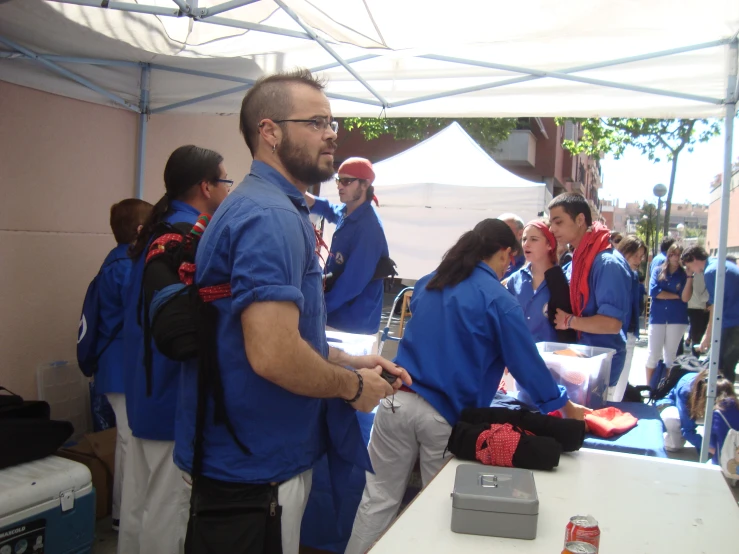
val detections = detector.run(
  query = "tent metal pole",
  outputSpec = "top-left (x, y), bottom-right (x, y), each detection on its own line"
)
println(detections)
top-left (273, 0), bottom-right (388, 107)
top-left (135, 64), bottom-right (151, 199)
top-left (420, 54), bottom-right (722, 105)
top-left (700, 38), bottom-right (737, 463)
top-left (48, 0), bottom-right (182, 17)
top-left (199, 0), bottom-right (261, 18)
top-left (0, 34), bottom-right (140, 112)
top-left (201, 16), bottom-right (310, 39)
top-left (149, 63), bottom-right (383, 107)
top-left (0, 52), bottom-right (140, 67)
top-left (171, 0), bottom-right (191, 15)
top-left (150, 82), bottom-right (253, 113)
top-left (309, 54), bottom-right (380, 72)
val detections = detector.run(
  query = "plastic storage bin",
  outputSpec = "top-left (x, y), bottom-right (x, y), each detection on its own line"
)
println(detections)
top-left (37, 362), bottom-right (91, 443)
top-left (510, 342), bottom-right (615, 409)
top-left (0, 456), bottom-right (95, 554)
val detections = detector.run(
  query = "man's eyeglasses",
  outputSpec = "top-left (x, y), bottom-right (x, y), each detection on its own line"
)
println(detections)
top-left (265, 116), bottom-right (339, 134)
top-left (335, 177), bottom-right (360, 186)
top-left (216, 179), bottom-right (234, 189)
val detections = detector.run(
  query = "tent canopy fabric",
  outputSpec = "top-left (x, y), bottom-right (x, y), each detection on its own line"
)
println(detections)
top-left (319, 122), bottom-right (547, 279)
top-left (0, 0), bottom-right (737, 117)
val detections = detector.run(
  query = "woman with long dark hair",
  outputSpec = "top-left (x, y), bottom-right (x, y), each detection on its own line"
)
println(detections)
top-left (119, 145), bottom-right (230, 554)
top-left (346, 218), bottom-right (588, 554)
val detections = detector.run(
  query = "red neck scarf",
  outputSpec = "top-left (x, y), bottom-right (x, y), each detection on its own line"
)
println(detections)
top-left (570, 222), bottom-right (611, 317)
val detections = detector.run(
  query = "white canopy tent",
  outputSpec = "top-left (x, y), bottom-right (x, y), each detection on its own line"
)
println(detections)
top-left (319, 122), bottom-right (548, 279)
top-left (0, 0), bottom-right (737, 460)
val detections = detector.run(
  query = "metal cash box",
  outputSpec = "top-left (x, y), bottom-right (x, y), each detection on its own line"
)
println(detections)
top-left (451, 463), bottom-right (539, 540)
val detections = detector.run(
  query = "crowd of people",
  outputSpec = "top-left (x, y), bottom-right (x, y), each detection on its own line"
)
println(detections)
top-left (86, 69), bottom-right (739, 554)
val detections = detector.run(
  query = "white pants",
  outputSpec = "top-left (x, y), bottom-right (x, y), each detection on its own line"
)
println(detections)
top-left (346, 391), bottom-right (452, 554)
top-left (646, 323), bottom-right (688, 369)
top-left (105, 393), bottom-right (131, 521)
top-left (608, 334), bottom-right (636, 402)
top-left (661, 406), bottom-right (686, 451)
top-left (117, 437), bottom-right (190, 554)
top-left (279, 469), bottom-right (313, 554)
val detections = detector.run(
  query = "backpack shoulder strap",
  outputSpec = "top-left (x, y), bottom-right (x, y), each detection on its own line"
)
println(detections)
top-left (717, 408), bottom-right (734, 431)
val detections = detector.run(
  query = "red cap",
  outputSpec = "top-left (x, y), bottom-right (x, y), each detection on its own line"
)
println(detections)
top-left (338, 157), bottom-right (375, 184)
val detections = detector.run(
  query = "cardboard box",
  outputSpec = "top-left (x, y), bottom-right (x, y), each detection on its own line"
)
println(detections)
top-left (57, 427), bottom-right (116, 519)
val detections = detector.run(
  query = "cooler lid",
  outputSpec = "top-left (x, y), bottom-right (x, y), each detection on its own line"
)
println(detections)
top-left (452, 464), bottom-right (539, 515)
top-left (0, 456), bottom-right (92, 517)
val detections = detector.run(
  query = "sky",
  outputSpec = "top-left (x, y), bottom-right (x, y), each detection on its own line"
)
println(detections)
top-left (599, 121), bottom-right (739, 207)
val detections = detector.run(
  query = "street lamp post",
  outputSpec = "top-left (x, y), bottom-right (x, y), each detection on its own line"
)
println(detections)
top-left (653, 183), bottom-right (668, 251)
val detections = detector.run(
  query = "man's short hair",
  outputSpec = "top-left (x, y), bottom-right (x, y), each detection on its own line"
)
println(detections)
top-left (239, 69), bottom-right (326, 156)
top-left (497, 213), bottom-right (524, 231)
top-left (681, 245), bottom-right (709, 263)
top-left (547, 192), bottom-right (593, 227)
top-left (660, 236), bottom-right (676, 254)
top-left (110, 199), bottom-right (153, 244)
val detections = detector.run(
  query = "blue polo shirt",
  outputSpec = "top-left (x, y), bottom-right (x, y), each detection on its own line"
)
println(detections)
top-left (704, 258), bottom-right (739, 329)
top-left (311, 198), bottom-right (389, 335)
top-left (397, 262), bottom-right (568, 427)
top-left (94, 244), bottom-right (131, 395)
top-left (504, 254), bottom-right (526, 279)
top-left (650, 252), bottom-right (666, 275)
top-left (649, 263), bottom-right (688, 325)
top-left (565, 250), bottom-right (632, 387)
top-left (666, 372), bottom-right (702, 451)
top-left (505, 265), bottom-right (557, 343)
top-left (174, 161), bottom-right (330, 484)
top-left (123, 200), bottom-right (200, 441)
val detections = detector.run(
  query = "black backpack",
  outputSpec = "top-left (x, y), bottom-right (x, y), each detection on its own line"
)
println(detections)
top-left (651, 355), bottom-right (705, 402)
top-left (0, 387), bottom-right (73, 469)
top-left (139, 214), bottom-right (250, 477)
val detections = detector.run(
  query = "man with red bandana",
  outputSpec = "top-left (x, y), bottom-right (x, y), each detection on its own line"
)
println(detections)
top-left (305, 157), bottom-right (390, 335)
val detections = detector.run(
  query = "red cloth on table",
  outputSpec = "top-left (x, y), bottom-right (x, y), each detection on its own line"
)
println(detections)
top-left (584, 407), bottom-right (638, 438)
top-left (475, 423), bottom-right (521, 467)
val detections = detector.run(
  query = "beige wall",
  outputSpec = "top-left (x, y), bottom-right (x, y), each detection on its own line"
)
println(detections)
top-left (0, 82), bottom-right (252, 400)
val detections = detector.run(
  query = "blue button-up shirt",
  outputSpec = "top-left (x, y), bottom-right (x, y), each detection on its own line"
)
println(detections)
top-left (505, 265), bottom-right (558, 343)
top-left (94, 244), bottom-right (131, 395)
top-left (649, 263), bottom-right (688, 325)
top-left (565, 250), bottom-right (632, 387)
top-left (705, 258), bottom-right (739, 328)
top-left (175, 161), bottom-right (331, 483)
top-left (123, 200), bottom-right (200, 440)
top-left (397, 262), bottom-right (567, 427)
top-left (503, 254), bottom-right (526, 279)
top-left (311, 198), bottom-right (389, 334)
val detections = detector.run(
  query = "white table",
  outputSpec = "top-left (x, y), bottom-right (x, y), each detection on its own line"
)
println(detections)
top-left (369, 449), bottom-right (738, 553)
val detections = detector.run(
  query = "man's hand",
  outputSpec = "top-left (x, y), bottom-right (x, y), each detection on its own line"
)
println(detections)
top-left (561, 400), bottom-right (592, 421)
top-left (554, 309), bottom-right (573, 331)
top-left (347, 355), bottom-right (412, 391)
top-left (349, 367), bottom-right (395, 413)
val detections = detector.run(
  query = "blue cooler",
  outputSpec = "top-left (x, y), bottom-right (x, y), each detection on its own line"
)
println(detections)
top-left (0, 456), bottom-right (95, 554)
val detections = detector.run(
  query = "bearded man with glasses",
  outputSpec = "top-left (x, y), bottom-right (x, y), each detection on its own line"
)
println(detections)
top-left (174, 69), bottom-right (410, 554)
top-left (304, 157), bottom-right (392, 335)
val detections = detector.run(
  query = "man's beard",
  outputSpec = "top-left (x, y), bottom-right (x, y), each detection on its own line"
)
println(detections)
top-left (277, 133), bottom-right (335, 186)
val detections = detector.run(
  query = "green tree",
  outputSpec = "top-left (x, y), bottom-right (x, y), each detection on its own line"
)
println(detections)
top-left (636, 201), bottom-right (658, 256)
top-left (342, 117), bottom-right (519, 157)
top-left (556, 118), bottom-right (720, 234)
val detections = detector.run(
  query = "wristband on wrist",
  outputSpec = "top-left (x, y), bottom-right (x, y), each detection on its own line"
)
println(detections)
top-left (346, 370), bottom-right (363, 403)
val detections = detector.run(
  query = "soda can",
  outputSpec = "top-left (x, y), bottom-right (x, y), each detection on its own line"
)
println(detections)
top-left (562, 542), bottom-right (598, 554)
top-left (564, 514), bottom-right (600, 551)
